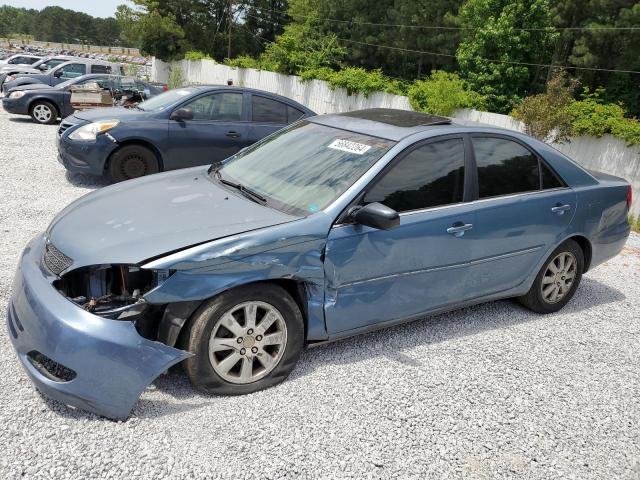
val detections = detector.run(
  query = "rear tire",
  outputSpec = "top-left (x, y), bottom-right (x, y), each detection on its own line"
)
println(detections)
top-left (30, 101), bottom-right (57, 125)
top-left (108, 145), bottom-right (159, 182)
top-left (518, 239), bottom-right (584, 313)
top-left (183, 284), bottom-right (304, 395)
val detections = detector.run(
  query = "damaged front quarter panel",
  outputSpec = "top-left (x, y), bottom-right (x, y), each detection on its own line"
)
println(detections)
top-left (143, 214), bottom-right (333, 342)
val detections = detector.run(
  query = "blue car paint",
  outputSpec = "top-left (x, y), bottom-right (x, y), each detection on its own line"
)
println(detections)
top-left (8, 114), bottom-right (631, 420)
top-left (57, 86), bottom-right (315, 176)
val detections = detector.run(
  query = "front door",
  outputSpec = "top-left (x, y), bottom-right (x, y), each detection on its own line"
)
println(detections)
top-left (466, 135), bottom-right (577, 297)
top-left (166, 91), bottom-right (250, 170)
top-left (324, 137), bottom-right (476, 335)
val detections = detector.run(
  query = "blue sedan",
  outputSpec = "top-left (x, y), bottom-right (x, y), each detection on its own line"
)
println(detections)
top-left (57, 85), bottom-right (315, 182)
top-left (8, 109), bottom-right (631, 419)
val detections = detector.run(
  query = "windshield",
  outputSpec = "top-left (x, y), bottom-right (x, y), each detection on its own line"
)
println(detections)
top-left (137, 87), bottom-right (196, 112)
top-left (217, 121), bottom-right (395, 215)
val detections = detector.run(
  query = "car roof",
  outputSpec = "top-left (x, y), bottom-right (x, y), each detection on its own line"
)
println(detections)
top-left (190, 85), bottom-right (315, 113)
top-left (310, 108), bottom-right (503, 141)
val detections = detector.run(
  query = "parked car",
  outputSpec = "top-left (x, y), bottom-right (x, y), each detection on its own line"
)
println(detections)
top-left (56, 85), bottom-right (315, 182)
top-left (7, 108), bottom-right (631, 420)
top-left (0, 53), bottom-right (42, 66)
top-left (1, 59), bottom-right (124, 93)
top-left (2, 74), bottom-right (167, 124)
top-left (0, 55), bottom-right (76, 92)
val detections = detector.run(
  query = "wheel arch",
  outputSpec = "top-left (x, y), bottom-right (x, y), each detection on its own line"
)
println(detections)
top-left (105, 139), bottom-right (165, 172)
top-left (165, 278), bottom-right (314, 351)
top-left (566, 234), bottom-right (593, 272)
top-left (28, 97), bottom-right (60, 118)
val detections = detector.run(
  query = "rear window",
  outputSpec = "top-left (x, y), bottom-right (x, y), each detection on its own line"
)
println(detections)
top-left (252, 95), bottom-right (287, 124)
top-left (91, 65), bottom-right (112, 74)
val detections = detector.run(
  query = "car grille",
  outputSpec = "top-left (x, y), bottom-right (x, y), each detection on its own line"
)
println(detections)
top-left (58, 120), bottom-right (75, 136)
top-left (43, 241), bottom-right (73, 275)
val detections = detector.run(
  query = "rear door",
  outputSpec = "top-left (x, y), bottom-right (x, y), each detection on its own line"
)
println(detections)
top-left (466, 135), bottom-right (576, 297)
top-left (166, 90), bottom-right (248, 170)
top-left (245, 94), bottom-right (306, 146)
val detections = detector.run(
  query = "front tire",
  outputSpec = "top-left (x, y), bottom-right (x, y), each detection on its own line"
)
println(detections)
top-left (30, 101), bottom-right (57, 125)
top-left (108, 145), bottom-right (159, 182)
top-left (183, 284), bottom-right (304, 395)
top-left (518, 239), bottom-right (584, 313)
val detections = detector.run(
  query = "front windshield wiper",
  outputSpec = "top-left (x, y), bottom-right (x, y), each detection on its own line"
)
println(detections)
top-left (214, 169), bottom-right (267, 205)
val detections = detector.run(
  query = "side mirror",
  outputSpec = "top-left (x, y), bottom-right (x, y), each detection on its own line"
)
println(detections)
top-left (53, 69), bottom-right (63, 78)
top-left (350, 202), bottom-right (400, 230)
top-left (39, 64), bottom-right (48, 71)
top-left (170, 107), bottom-right (194, 121)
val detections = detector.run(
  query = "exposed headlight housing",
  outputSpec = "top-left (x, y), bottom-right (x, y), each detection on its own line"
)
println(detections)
top-left (5, 75), bottom-right (15, 82)
top-left (8, 90), bottom-right (25, 99)
top-left (68, 120), bottom-right (119, 141)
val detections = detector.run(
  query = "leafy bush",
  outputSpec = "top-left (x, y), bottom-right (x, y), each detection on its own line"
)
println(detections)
top-left (168, 65), bottom-right (185, 89)
top-left (322, 68), bottom-right (405, 97)
top-left (224, 55), bottom-right (260, 69)
top-left (566, 88), bottom-right (640, 145)
top-left (185, 50), bottom-right (213, 61)
top-left (408, 70), bottom-right (485, 116)
top-left (512, 70), bottom-right (578, 143)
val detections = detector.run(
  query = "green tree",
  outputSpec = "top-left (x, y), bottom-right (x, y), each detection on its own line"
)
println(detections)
top-left (456, 0), bottom-right (557, 113)
top-left (408, 70), bottom-right (485, 116)
top-left (137, 11), bottom-right (188, 61)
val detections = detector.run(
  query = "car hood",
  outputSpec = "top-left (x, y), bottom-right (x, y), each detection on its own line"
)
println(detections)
top-left (73, 107), bottom-right (151, 122)
top-left (47, 167), bottom-right (299, 269)
top-left (9, 83), bottom-right (52, 93)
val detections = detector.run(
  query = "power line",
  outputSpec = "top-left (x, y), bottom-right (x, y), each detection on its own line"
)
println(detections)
top-left (243, 12), bottom-right (640, 76)
top-left (251, 6), bottom-right (640, 32)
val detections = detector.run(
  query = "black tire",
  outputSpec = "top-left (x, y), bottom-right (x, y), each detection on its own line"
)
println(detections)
top-left (182, 284), bottom-right (304, 395)
top-left (518, 239), bottom-right (584, 313)
top-left (108, 145), bottom-right (159, 182)
top-left (29, 101), bottom-right (58, 125)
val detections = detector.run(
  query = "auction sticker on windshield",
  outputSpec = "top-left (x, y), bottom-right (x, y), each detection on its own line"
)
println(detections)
top-left (328, 139), bottom-right (372, 155)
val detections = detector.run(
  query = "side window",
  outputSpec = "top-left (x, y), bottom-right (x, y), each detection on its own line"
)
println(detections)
top-left (43, 59), bottom-right (65, 70)
top-left (8, 56), bottom-right (23, 64)
top-left (184, 92), bottom-right (243, 121)
top-left (364, 138), bottom-right (466, 212)
top-left (91, 65), bottom-right (112, 74)
top-left (473, 137), bottom-right (540, 198)
top-left (59, 63), bottom-right (86, 79)
top-left (541, 162), bottom-right (564, 189)
top-left (252, 96), bottom-right (287, 123)
top-left (287, 105), bottom-right (305, 123)
top-left (27, 57), bottom-right (39, 64)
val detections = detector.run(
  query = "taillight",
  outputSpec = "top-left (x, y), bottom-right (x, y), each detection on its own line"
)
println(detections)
top-left (163, 84), bottom-right (169, 92)
top-left (628, 185), bottom-right (633, 210)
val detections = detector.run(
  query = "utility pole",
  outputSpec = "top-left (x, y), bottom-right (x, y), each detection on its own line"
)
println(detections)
top-left (227, 0), bottom-right (232, 59)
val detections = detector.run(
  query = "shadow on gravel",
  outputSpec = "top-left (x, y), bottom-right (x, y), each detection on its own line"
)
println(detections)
top-left (65, 171), bottom-right (110, 189)
top-left (8, 117), bottom-right (35, 123)
top-left (36, 277), bottom-right (624, 421)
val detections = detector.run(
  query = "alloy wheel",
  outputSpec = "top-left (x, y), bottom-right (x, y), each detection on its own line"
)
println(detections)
top-left (541, 252), bottom-right (577, 304)
top-left (33, 104), bottom-right (52, 123)
top-left (208, 301), bottom-right (288, 384)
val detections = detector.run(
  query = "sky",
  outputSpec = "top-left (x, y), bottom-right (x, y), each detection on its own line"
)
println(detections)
top-left (0, 0), bottom-right (130, 18)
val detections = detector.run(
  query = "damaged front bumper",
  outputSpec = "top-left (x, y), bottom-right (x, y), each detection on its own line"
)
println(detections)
top-left (7, 234), bottom-right (191, 420)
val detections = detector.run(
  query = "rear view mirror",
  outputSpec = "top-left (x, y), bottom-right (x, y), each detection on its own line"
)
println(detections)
top-left (170, 107), bottom-right (194, 121)
top-left (351, 202), bottom-right (400, 230)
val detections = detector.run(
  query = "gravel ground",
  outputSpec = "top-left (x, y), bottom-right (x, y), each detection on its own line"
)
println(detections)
top-left (1, 108), bottom-right (640, 480)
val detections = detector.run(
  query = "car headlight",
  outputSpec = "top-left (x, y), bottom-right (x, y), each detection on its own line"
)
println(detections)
top-left (8, 90), bottom-right (24, 99)
top-left (68, 120), bottom-right (120, 141)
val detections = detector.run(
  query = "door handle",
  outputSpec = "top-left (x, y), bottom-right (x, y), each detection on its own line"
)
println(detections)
top-left (225, 131), bottom-right (241, 138)
top-left (446, 223), bottom-right (473, 237)
top-left (551, 204), bottom-right (571, 215)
